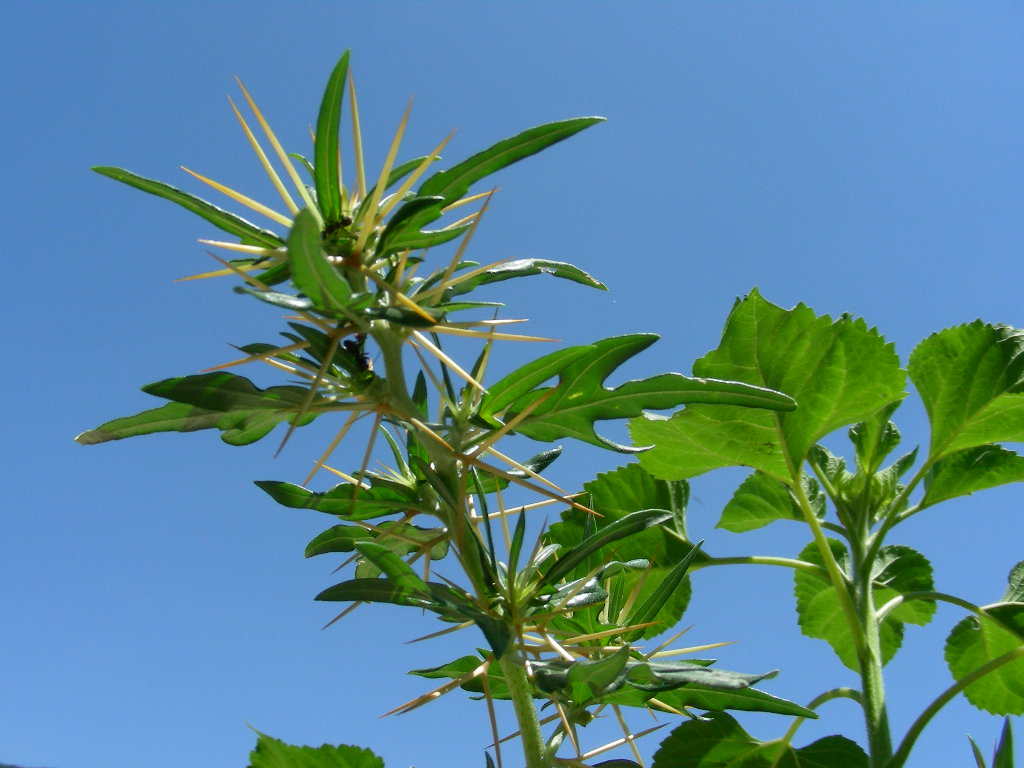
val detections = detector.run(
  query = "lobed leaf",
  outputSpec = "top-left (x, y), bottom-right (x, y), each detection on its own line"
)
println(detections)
top-left (483, 334), bottom-right (794, 452)
top-left (794, 540), bottom-right (934, 670)
top-left (633, 289), bottom-right (904, 482)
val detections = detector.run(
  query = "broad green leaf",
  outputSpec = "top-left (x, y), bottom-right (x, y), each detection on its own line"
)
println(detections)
top-left (651, 712), bottom-right (867, 768)
top-left (565, 647), bottom-right (631, 706)
top-left (946, 603), bottom-right (1024, 715)
top-left (76, 373), bottom-right (318, 446)
top-left (313, 51), bottom-right (349, 223)
top-left (633, 289), bottom-right (904, 482)
top-left (248, 732), bottom-right (383, 768)
top-left (719, 471), bottom-right (824, 532)
top-left (922, 445), bottom-right (1024, 509)
top-left (1004, 562), bottom-right (1024, 603)
top-left (546, 463), bottom-right (697, 637)
top-left (288, 208), bottom-right (352, 313)
top-left (445, 258), bottom-right (606, 297)
top-left (794, 540), bottom-right (934, 670)
top-left (484, 334), bottom-right (795, 452)
top-left (909, 321), bottom-right (1024, 459)
top-left (93, 166), bottom-right (284, 248)
top-left (255, 479), bottom-right (421, 521)
top-left (418, 117), bottom-right (605, 204)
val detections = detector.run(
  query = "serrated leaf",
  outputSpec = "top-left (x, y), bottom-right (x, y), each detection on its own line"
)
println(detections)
top-left (93, 166), bottom-right (283, 248)
top-left (946, 603), bottom-right (1024, 715)
top-left (910, 321), bottom-right (1024, 459)
top-left (313, 52), bottom-right (349, 223)
top-left (651, 712), bottom-right (867, 768)
top-left (794, 540), bottom-right (934, 670)
top-left (445, 258), bottom-right (606, 297)
top-left (418, 117), bottom-right (605, 205)
top-left (718, 471), bottom-right (820, 533)
top-left (248, 732), bottom-right (383, 768)
top-left (288, 208), bottom-right (352, 313)
top-left (1004, 562), bottom-right (1024, 603)
top-left (255, 479), bottom-right (420, 521)
top-left (922, 445), bottom-right (1024, 509)
top-left (633, 289), bottom-right (905, 482)
top-left (484, 334), bottom-right (794, 452)
top-left (76, 373), bottom-right (318, 446)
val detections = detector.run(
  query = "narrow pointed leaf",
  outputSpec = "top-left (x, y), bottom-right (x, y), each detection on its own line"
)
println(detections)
top-left (248, 732), bottom-right (383, 768)
top-left (313, 51), bottom-right (349, 222)
top-left (445, 258), bottom-right (606, 297)
top-left (93, 166), bottom-right (283, 248)
top-left (353, 541), bottom-right (429, 595)
top-left (288, 208), bottom-right (352, 312)
top-left (76, 373), bottom-right (318, 446)
top-left (994, 717), bottom-right (1015, 768)
top-left (418, 117), bottom-right (605, 204)
top-left (315, 577), bottom-right (433, 608)
top-left (910, 321), bottom-right (1024, 459)
top-left (633, 289), bottom-right (904, 482)
top-left (623, 542), bottom-right (703, 641)
top-left (255, 479), bottom-right (421, 521)
top-left (543, 508), bottom-right (673, 587)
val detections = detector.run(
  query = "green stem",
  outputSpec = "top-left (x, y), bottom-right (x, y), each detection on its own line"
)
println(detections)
top-left (769, 688), bottom-right (863, 768)
top-left (887, 645), bottom-right (1024, 768)
top-left (698, 554), bottom-right (826, 574)
top-left (500, 653), bottom-right (547, 768)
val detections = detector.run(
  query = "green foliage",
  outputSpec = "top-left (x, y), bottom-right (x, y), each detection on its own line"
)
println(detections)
top-left (79, 50), bottom-right (1022, 768)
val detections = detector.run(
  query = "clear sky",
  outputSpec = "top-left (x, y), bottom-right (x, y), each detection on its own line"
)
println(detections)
top-left (3, 3), bottom-right (1023, 767)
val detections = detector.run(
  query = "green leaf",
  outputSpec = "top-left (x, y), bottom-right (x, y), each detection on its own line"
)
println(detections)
top-left (445, 258), bottom-right (606, 297)
top-left (946, 603), bottom-right (1024, 715)
top-left (1003, 562), bottom-right (1024, 603)
top-left (849, 401), bottom-right (903, 474)
top-left (248, 732), bottom-right (383, 768)
top-left (910, 321), bottom-right (1024, 459)
top-left (922, 445), bottom-right (1024, 509)
top-left (546, 463), bottom-right (697, 637)
top-left (315, 577), bottom-right (433, 607)
top-left (994, 717), bottom-right (1015, 768)
top-left (352, 541), bottom-right (430, 594)
top-left (255, 479), bottom-right (421, 521)
top-left (794, 540), bottom-right (934, 669)
top-left (288, 208), bottom-right (352, 313)
top-left (313, 51), bottom-right (350, 223)
top-left (375, 196), bottom-right (445, 256)
top-left (651, 712), bottom-right (867, 768)
top-left (633, 289), bottom-right (904, 482)
top-left (483, 334), bottom-right (795, 452)
top-left (543, 508), bottom-right (673, 587)
top-left (566, 647), bottom-right (631, 706)
top-left (625, 683), bottom-right (814, 718)
top-left (76, 373), bottom-right (318, 446)
top-left (718, 471), bottom-right (824, 533)
top-left (93, 166), bottom-right (283, 248)
top-left (418, 117), bottom-right (605, 205)
top-left (623, 542), bottom-right (703, 641)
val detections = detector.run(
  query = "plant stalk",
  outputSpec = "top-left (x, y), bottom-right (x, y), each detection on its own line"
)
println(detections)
top-left (499, 653), bottom-right (547, 768)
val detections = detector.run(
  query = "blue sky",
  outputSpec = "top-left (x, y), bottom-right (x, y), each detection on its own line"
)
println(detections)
top-left (3, 3), bottom-right (1023, 767)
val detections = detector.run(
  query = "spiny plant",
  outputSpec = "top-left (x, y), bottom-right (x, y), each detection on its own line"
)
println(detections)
top-left (78, 51), bottom-right (1023, 768)
top-left (77, 51), bottom-right (804, 768)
